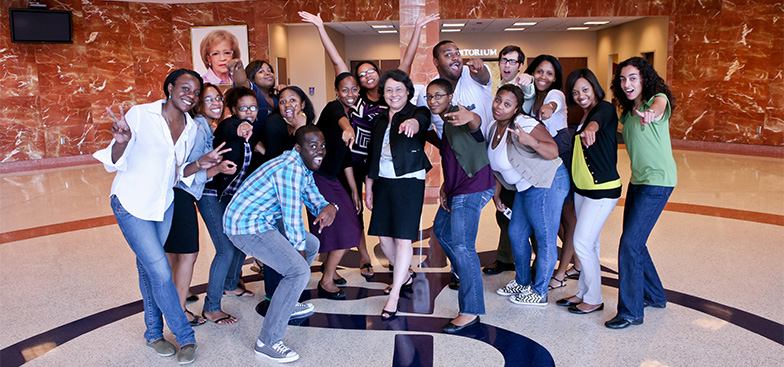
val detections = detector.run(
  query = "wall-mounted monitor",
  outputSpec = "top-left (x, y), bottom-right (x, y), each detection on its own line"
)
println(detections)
top-left (9, 9), bottom-right (73, 43)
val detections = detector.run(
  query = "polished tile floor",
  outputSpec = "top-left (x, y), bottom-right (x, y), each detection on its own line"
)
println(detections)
top-left (1, 148), bottom-right (782, 366)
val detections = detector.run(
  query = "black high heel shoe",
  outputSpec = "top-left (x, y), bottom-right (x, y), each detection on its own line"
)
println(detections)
top-left (381, 308), bottom-right (398, 320)
top-left (383, 276), bottom-right (414, 295)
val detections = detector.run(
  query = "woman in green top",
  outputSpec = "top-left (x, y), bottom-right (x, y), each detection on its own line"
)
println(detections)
top-left (605, 57), bottom-right (677, 329)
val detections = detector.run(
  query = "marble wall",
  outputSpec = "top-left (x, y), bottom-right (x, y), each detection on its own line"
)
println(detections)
top-left (0, 0), bottom-right (780, 162)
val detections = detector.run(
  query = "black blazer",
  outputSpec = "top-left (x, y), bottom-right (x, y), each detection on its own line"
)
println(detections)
top-left (575, 101), bottom-right (620, 184)
top-left (367, 102), bottom-right (431, 179)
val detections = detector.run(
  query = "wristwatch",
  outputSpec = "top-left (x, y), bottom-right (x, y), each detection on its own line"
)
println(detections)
top-left (329, 202), bottom-right (339, 212)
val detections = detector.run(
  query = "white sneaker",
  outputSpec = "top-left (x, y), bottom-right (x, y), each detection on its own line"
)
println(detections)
top-left (290, 302), bottom-right (314, 319)
top-left (496, 280), bottom-right (531, 296)
top-left (510, 291), bottom-right (548, 306)
top-left (254, 340), bottom-right (299, 363)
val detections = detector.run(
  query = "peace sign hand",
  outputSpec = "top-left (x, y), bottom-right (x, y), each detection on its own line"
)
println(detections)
top-left (107, 106), bottom-right (132, 144)
top-left (197, 142), bottom-right (232, 170)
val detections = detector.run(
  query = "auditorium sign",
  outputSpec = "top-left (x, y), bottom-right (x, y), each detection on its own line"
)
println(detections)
top-left (461, 48), bottom-right (498, 57)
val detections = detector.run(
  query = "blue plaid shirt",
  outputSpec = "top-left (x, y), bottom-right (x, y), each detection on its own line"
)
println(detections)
top-left (223, 150), bottom-right (329, 250)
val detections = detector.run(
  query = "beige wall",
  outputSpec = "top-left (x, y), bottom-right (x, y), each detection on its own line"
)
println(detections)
top-left (597, 17), bottom-right (670, 99)
top-left (269, 23), bottom-right (289, 85)
top-left (286, 25), bottom-right (336, 113)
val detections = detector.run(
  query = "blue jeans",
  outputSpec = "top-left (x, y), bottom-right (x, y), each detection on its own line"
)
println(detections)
top-left (110, 195), bottom-right (196, 346)
top-left (434, 188), bottom-right (494, 316)
top-left (197, 195), bottom-right (248, 312)
top-left (228, 228), bottom-right (319, 345)
top-left (617, 183), bottom-right (673, 320)
top-left (508, 164), bottom-right (569, 297)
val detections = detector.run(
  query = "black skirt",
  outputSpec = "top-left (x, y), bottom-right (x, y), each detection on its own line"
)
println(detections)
top-left (368, 177), bottom-right (425, 241)
top-left (163, 188), bottom-right (199, 254)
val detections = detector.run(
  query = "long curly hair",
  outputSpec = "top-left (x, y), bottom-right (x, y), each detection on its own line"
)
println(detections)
top-left (611, 57), bottom-right (676, 116)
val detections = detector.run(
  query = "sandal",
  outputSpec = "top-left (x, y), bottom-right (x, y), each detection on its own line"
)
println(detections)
top-left (185, 310), bottom-right (206, 326)
top-left (548, 276), bottom-right (567, 290)
top-left (381, 308), bottom-right (398, 321)
top-left (565, 266), bottom-right (581, 280)
top-left (384, 276), bottom-right (414, 295)
top-left (224, 288), bottom-right (255, 297)
top-left (360, 263), bottom-right (374, 280)
top-left (202, 311), bottom-right (238, 325)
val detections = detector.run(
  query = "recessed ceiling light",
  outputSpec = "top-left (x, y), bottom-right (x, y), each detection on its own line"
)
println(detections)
top-left (514, 22), bottom-right (537, 26)
top-left (377, 30), bottom-right (398, 34)
top-left (371, 25), bottom-right (393, 29)
top-left (583, 21), bottom-right (610, 25)
top-left (441, 28), bottom-right (461, 32)
top-left (567, 27), bottom-right (590, 30)
top-left (504, 28), bottom-right (525, 31)
top-left (442, 23), bottom-right (465, 27)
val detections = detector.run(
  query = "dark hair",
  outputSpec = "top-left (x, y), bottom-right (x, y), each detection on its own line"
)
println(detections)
top-left (524, 55), bottom-right (563, 91)
top-left (163, 69), bottom-right (203, 98)
top-left (294, 124), bottom-right (323, 146)
top-left (378, 69), bottom-right (415, 102)
top-left (564, 68), bottom-right (605, 106)
top-left (427, 78), bottom-right (453, 95)
top-left (244, 60), bottom-right (276, 97)
top-left (495, 84), bottom-right (525, 122)
top-left (278, 86), bottom-right (317, 124)
top-left (433, 40), bottom-right (456, 58)
top-left (334, 72), bottom-right (357, 89)
top-left (499, 45), bottom-right (525, 64)
top-left (191, 83), bottom-right (223, 117)
top-left (611, 56), bottom-right (676, 116)
top-left (352, 60), bottom-right (380, 99)
top-left (224, 86), bottom-right (258, 110)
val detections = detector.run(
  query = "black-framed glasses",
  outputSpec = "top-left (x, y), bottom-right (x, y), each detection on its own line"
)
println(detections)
top-left (500, 58), bottom-right (520, 65)
top-left (358, 68), bottom-right (377, 78)
top-left (424, 93), bottom-right (450, 101)
top-left (238, 106), bottom-right (258, 112)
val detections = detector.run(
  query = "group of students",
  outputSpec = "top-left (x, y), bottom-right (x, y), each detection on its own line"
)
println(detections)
top-left (95, 11), bottom-right (677, 365)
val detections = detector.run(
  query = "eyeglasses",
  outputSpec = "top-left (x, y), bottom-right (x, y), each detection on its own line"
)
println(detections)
top-left (500, 58), bottom-right (520, 65)
top-left (358, 68), bottom-right (377, 78)
top-left (424, 93), bottom-right (450, 101)
top-left (237, 106), bottom-right (258, 112)
top-left (203, 96), bottom-right (223, 104)
top-left (209, 50), bottom-right (234, 58)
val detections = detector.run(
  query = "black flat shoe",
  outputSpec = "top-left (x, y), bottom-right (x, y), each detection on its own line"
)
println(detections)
top-left (644, 301), bottom-right (667, 309)
top-left (381, 308), bottom-right (397, 320)
top-left (556, 297), bottom-right (581, 307)
top-left (185, 294), bottom-right (199, 303)
top-left (568, 303), bottom-right (604, 314)
top-left (482, 261), bottom-right (515, 275)
top-left (317, 283), bottom-right (346, 299)
top-left (333, 276), bottom-right (347, 286)
top-left (605, 315), bottom-right (643, 329)
top-left (443, 316), bottom-right (480, 334)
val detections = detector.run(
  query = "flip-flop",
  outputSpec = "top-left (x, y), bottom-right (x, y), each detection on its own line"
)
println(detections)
top-left (185, 310), bottom-right (206, 326)
top-left (360, 263), bottom-right (374, 280)
top-left (202, 311), bottom-right (238, 325)
top-left (224, 289), bottom-right (255, 297)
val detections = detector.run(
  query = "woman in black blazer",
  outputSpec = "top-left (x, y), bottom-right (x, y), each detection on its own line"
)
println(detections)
top-left (364, 69), bottom-right (431, 320)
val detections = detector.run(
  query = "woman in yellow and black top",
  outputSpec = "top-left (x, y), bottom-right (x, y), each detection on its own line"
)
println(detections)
top-left (555, 69), bottom-right (621, 315)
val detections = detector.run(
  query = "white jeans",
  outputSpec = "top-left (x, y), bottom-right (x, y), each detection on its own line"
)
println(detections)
top-left (573, 193), bottom-right (619, 305)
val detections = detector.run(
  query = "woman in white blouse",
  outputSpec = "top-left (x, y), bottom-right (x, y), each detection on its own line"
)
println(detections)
top-left (94, 69), bottom-right (228, 364)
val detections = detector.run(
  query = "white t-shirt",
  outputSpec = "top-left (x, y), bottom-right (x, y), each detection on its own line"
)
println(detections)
top-left (486, 115), bottom-right (539, 192)
top-left (417, 64), bottom-right (493, 138)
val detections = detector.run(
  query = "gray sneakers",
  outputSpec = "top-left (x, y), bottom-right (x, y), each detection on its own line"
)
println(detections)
top-left (255, 339), bottom-right (300, 363)
top-left (290, 302), bottom-right (315, 319)
top-left (510, 291), bottom-right (548, 306)
top-left (496, 280), bottom-right (531, 296)
top-left (146, 338), bottom-right (175, 357)
top-left (177, 344), bottom-right (197, 365)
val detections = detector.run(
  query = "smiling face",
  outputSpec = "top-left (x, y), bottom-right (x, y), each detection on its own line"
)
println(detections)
top-left (356, 63), bottom-right (378, 91)
top-left (433, 42), bottom-right (463, 81)
top-left (207, 39), bottom-right (234, 75)
top-left (336, 76), bottom-right (359, 108)
top-left (295, 131), bottom-right (326, 171)
top-left (233, 95), bottom-right (258, 122)
top-left (167, 74), bottom-right (200, 113)
top-left (425, 84), bottom-right (453, 115)
top-left (571, 77), bottom-right (598, 111)
top-left (383, 79), bottom-right (408, 112)
top-left (278, 89), bottom-right (304, 120)
top-left (492, 89), bottom-right (519, 123)
top-left (201, 86), bottom-right (224, 120)
top-left (533, 60), bottom-right (556, 92)
top-left (619, 65), bottom-right (643, 103)
top-left (252, 62), bottom-right (275, 89)
top-left (499, 51), bottom-right (523, 83)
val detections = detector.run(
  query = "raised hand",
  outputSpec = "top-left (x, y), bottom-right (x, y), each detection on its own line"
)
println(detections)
top-left (197, 142), bottom-right (231, 170)
top-left (299, 11), bottom-right (324, 28)
top-left (465, 57), bottom-right (485, 75)
top-left (228, 59), bottom-right (244, 73)
top-left (416, 12), bottom-right (440, 28)
top-left (107, 106), bottom-right (132, 144)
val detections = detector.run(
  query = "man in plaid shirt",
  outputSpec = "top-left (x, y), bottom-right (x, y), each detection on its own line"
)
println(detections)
top-left (224, 125), bottom-right (337, 363)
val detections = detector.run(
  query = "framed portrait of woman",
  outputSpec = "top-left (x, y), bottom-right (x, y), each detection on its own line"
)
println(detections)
top-left (191, 25), bottom-right (249, 87)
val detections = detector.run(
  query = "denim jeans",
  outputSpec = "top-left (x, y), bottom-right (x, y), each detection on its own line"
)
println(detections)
top-left (228, 228), bottom-right (319, 345)
top-left (434, 188), bottom-right (494, 316)
top-left (196, 195), bottom-right (248, 312)
top-left (508, 164), bottom-right (569, 297)
top-left (617, 183), bottom-right (673, 320)
top-left (493, 187), bottom-right (516, 264)
top-left (110, 195), bottom-right (196, 346)
top-left (573, 193), bottom-right (619, 305)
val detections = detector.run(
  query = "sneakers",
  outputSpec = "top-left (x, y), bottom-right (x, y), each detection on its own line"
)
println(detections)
top-left (290, 302), bottom-right (315, 319)
top-left (146, 338), bottom-right (175, 357)
top-left (496, 280), bottom-right (530, 296)
top-left (510, 291), bottom-right (548, 306)
top-left (255, 340), bottom-right (300, 363)
top-left (177, 344), bottom-right (197, 365)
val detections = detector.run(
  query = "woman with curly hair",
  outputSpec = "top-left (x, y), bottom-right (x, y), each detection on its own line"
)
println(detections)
top-left (605, 56), bottom-right (677, 329)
